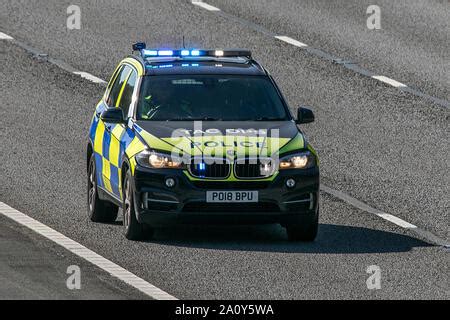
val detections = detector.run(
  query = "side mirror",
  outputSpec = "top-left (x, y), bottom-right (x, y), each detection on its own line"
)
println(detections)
top-left (100, 108), bottom-right (124, 123)
top-left (296, 107), bottom-right (315, 124)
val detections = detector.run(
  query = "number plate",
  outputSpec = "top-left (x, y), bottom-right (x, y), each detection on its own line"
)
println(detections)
top-left (206, 191), bottom-right (258, 203)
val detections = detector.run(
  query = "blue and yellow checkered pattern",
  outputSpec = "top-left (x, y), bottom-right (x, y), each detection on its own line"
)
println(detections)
top-left (89, 58), bottom-right (146, 200)
top-left (90, 103), bottom-right (145, 200)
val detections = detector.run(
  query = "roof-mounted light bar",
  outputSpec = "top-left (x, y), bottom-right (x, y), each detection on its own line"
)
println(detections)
top-left (132, 42), bottom-right (251, 59)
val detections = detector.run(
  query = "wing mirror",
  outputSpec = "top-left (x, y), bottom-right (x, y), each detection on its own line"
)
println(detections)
top-left (296, 107), bottom-right (315, 124)
top-left (100, 108), bottom-right (124, 123)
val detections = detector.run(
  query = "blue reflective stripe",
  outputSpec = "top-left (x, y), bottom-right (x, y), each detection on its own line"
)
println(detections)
top-left (89, 115), bottom-right (99, 143)
top-left (102, 128), bottom-right (112, 160)
top-left (120, 127), bottom-right (135, 160)
top-left (94, 153), bottom-right (103, 188)
top-left (133, 123), bottom-right (143, 133)
top-left (110, 165), bottom-right (120, 196)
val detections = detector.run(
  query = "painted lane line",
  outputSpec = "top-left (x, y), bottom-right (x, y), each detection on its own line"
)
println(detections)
top-left (376, 213), bottom-right (417, 229)
top-left (0, 202), bottom-right (177, 300)
top-left (372, 75), bottom-right (408, 88)
top-left (275, 36), bottom-right (308, 48)
top-left (0, 31), bottom-right (106, 87)
top-left (0, 32), bottom-right (14, 40)
top-left (321, 185), bottom-right (417, 229)
top-left (192, 1), bottom-right (221, 11)
top-left (73, 71), bottom-right (107, 84)
top-left (187, 7), bottom-right (449, 109)
top-left (3, 31), bottom-right (448, 246)
top-left (321, 185), bottom-right (449, 247)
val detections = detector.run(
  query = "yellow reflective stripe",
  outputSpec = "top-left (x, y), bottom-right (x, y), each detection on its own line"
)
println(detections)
top-left (112, 123), bottom-right (125, 138)
top-left (118, 168), bottom-right (123, 199)
top-left (125, 137), bottom-right (146, 158)
top-left (278, 133), bottom-right (304, 155)
top-left (102, 158), bottom-right (111, 179)
top-left (103, 179), bottom-right (112, 193)
top-left (139, 130), bottom-right (185, 154)
top-left (109, 125), bottom-right (125, 167)
top-left (115, 69), bottom-right (132, 107)
top-left (103, 65), bottom-right (123, 100)
top-left (159, 136), bottom-right (291, 157)
top-left (103, 57), bottom-right (143, 100)
top-left (102, 158), bottom-right (113, 192)
top-left (94, 121), bottom-right (105, 154)
top-left (121, 58), bottom-right (144, 76)
top-left (129, 157), bottom-right (137, 175)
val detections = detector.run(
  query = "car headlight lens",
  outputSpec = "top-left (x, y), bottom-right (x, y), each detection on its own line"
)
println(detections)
top-left (135, 150), bottom-right (185, 169)
top-left (279, 151), bottom-right (315, 169)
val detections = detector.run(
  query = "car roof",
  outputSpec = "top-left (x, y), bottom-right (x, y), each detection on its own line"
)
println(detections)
top-left (129, 56), bottom-right (267, 76)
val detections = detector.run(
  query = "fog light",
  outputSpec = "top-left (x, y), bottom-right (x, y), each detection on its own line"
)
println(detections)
top-left (165, 178), bottom-right (176, 188)
top-left (286, 178), bottom-right (296, 188)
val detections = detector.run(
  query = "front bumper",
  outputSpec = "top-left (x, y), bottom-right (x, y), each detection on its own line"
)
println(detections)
top-left (132, 164), bottom-right (319, 226)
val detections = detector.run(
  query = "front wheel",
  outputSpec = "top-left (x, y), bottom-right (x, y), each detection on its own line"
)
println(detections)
top-left (87, 154), bottom-right (118, 223)
top-left (122, 169), bottom-right (154, 241)
top-left (285, 209), bottom-right (319, 242)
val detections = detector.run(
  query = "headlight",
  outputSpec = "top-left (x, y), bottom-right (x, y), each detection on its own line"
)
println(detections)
top-left (279, 151), bottom-right (315, 169)
top-left (135, 150), bottom-right (185, 169)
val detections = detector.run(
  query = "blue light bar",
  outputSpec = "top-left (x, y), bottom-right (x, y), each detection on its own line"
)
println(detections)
top-left (158, 50), bottom-right (173, 56)
top-left (143, 49), bottom-right (158, 56)
top-left (139, 48), bottom-right (252, 59)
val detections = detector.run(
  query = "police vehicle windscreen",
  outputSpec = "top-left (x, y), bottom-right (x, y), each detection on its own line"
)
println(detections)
top-left (136, 75), bottom-right (289, 121)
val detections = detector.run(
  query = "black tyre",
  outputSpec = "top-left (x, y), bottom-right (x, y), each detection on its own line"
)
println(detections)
top-left (87, 154), bottom-right (119, 223)
top-left (285, 208), bottom-right (319, 242)
top-left (122, 169), bottom-right (154, 240)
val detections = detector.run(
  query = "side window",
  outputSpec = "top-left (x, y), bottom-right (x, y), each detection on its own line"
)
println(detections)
top-left (106, 65), bottom-right (131, 108)
top-left (118, 70), bottom-right (137, 118)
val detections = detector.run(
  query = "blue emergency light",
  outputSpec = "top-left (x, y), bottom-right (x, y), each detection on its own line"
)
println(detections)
top-left (133, 42), bottom-right (251, 59)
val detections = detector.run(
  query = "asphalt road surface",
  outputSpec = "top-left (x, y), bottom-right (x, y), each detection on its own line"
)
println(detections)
top-left (0, 216), bottom-right (147, 299)
top-left (0, 0), bottom-right (448, 299)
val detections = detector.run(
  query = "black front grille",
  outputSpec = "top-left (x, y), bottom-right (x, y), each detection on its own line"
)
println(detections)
top-left (234, 159), bottom-right (274, 178)
top-left (189, 161), bottom-right (230, 179)
top-left (182, 202), bottom-right (280, 213)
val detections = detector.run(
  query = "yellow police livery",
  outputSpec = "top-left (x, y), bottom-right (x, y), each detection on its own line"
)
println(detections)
top-left (87, 44), bottom-right (320, 241)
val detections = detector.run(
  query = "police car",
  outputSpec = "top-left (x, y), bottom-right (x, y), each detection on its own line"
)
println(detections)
top-left (87, 43), bottom-right (320, 241)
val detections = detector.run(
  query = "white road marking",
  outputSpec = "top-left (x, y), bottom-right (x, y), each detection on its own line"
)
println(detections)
top-left (0, 202), bottom-right (177, 300)
top-left (0, 32), bottom-right (14, 40)
top-left (321, 185), bottom-right (418, 229)
top-left (274, 36), bottom-right (308, 48)
top-left (73, 71), bottom-right (106, 84)
top-left (186, 5), bottom-right (440, 106)
top-left (2, 28), bottom-right (447, 247)
top-left (192, 1), bottom-right (221, 11)
top-left (371, 75), bottom-right (408, 88)
top-left (376, 213), bottom-right (417, 229)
